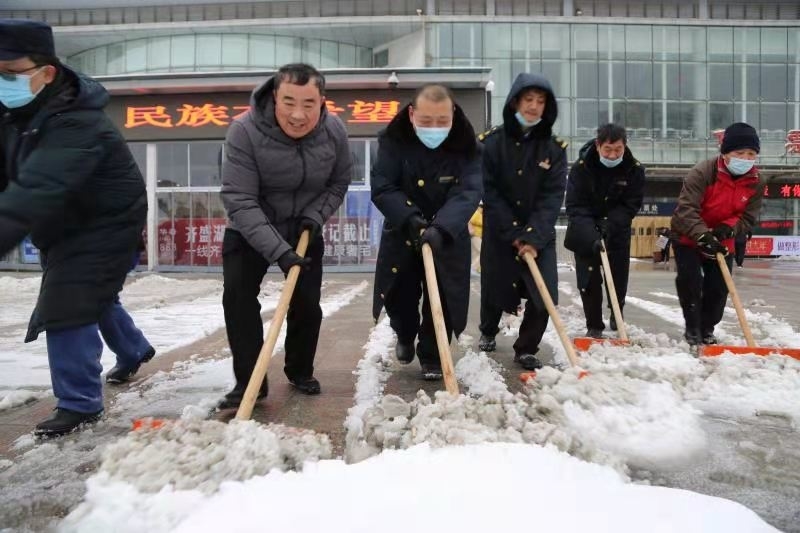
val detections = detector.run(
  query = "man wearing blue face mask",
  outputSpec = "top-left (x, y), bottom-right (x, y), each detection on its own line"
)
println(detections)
top-left (671, 122), bottom-right (766, 347)
top-left (371, 84), bottom-right (482, 380)
top-left (564, 123), bottom-right (645, 338)
top-left (477, 73), bottom-right (568, 370)
top-left (0, 20), bottom-right (150, 436)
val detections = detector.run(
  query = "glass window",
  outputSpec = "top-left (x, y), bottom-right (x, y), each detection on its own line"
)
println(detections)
top-left (598, 24), bottom-right (625, 60)
top-left (760, 65), bottom-right (788, 102)
top-left (148, 37), bottom-right (170, 71)
top-left (277, 36), bottom-right (301, 65)
top-left (622, 101), bottom-right (655, 130)
top-left (249, 35), bottom-right (275, 68)
top-left (679, 27), bottom-right (705, 62)
top-left (156, 192), bottom-right (175, 266)
top-left (625, 62), bottom-right (652, 99)
top-left (734, 64), bottom-right (760, 101)
top-left (453, 23), bottom-right (478, 59)
top-left (541, 61), bottom-right (569, 96)
top-left (348, 140), bottom-right (367, 185)
top-left (484, 23), bottom-right (511, 57)
top-left (653, 26), bottom-right (679, 61)
top-left (573, 24), bottom-right (597, 59)
top-left (303, 39), bottom-right (322, 67)
top-left (707, 27), bottom-right (733, 62)
top-left (734, 28), bottom-right (760, 62)
top-left (761, 28), bottom-right (787, 63)
top-left (708, 64), bottom-right (734, 100)
top-left (598, 62), bottom-right (625, 99)
top-left (734, 103), bottom-right (760, 130)
top-left (128, 143), bottom-right (147, 176)
top-left (221, 35), bottom-right (247, 67)
top-left (680, 63), bottom-right (706, 100)
top-left (156, 142), bottom-right (189, 187)
top-left (625, 26), bottom-right (651, 61)
top-left (576, 100), bottom-right (601, 132)
top-left (540, 24), bottom-right (569, 59)
top-left (126, 39), bottom-right (147, 72)
top-left (437, 23), bottom-right (453, 58)
top-left (576, 61), bottom-right (599, 98)
top-left (709, 103), bottom-right (734, 131)
top-left (493, 59), bottom-right (513, 90)
top-left (171, 35), bottom-right (195, 69)
top-left (791, 65), bottom-right (800, 102)
top-left (107, 43), bottom-right (124, 74)
top-left (198, 35), bottom-right (222, 67)
top-left (320, 40), bottom-right (339, 68)
top-left (189, 142), bottom-right (223, 187)
top-left (339, 43), bottom-right (357, 67)
top-left (761, 103), bottom-right (788, 133)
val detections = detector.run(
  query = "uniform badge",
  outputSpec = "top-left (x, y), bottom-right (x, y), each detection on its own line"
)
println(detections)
top-left (538, 159), bottom-right (551, 170)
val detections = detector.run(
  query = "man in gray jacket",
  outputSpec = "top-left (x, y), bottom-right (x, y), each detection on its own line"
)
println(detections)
top-left (219, 63), bottom-right (352, 408)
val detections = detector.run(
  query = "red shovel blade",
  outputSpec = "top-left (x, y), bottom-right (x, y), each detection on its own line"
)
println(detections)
top-left (573, 337), bottom-right (631, 351)
top-left (520, 369), bottom-right (589, 383)
top-left (699, 345), bottom-right (800, 361)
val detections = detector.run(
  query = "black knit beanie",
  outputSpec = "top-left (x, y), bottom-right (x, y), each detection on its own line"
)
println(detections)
top-left (720, 122), bottom-right (760, 154)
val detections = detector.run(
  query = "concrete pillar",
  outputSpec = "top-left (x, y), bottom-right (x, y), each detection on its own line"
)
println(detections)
top-left (698, 0), bottom-right (708, 19)
top-left (563, 0), bottom-right (573, 17)
top-left (146, 143), bottom-right (157, 271)
top-left (426, 0), bottom-right (435, 15)
top-left (486, 0), bottom-right (495, 16)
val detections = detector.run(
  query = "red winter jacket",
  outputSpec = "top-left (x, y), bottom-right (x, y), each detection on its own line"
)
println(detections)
top-left (671, 156), bottom-right (765, 252)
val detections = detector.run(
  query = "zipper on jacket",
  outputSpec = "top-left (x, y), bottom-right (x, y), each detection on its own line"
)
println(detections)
top-left (294, 142), bottom-right (308, 220)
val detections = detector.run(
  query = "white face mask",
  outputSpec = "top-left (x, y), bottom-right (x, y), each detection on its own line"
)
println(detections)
top-left (726, 157), bottom-right (755, 176)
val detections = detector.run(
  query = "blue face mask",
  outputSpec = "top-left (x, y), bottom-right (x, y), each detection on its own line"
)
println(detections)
top-left (726, 157), bottom-right (755, 176)
top-left (599, 155), bottom-right (623, 168)
top-left (414, 126), bottom-right (450, 149)
top-left (514, 111), bottom-right (541, 129)
top-left (0, 69), bottom-right (44, 109)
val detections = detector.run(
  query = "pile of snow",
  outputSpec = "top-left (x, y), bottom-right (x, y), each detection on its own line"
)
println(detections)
top-left (0, 389), bottom-right (46, 411)
top-left (61, 443), bottom-right (777, 533)
top-left (97, 419), bottom-right (332, 494)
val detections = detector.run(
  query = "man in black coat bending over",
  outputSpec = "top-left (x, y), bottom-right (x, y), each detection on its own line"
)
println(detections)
top-left (564, 123), bottom-right (645, 338)
top-left (477, 73), bottom-right (568, 371)
top-left (0, 20), bottom-right (150, 436)
top-left (371, 84), bottom-right (482, 380)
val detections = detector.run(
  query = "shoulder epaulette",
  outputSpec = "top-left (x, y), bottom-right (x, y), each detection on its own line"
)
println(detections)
top-left (477, 126), bottom-right (499, 142)
top-left (553, 136), bottom-right (568, 149)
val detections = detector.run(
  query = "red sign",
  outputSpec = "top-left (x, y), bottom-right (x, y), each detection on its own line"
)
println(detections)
top-left (746, 237), bottom-right (774, 255)
top-left (786, 130), bottom-right (800, 155)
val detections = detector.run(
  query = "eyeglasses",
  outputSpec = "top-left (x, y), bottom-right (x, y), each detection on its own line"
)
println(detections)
top-left (0, 66), bottom-right (43, 82)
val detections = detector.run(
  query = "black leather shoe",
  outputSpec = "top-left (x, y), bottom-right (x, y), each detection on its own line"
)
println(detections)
top-left (585, 328), bottom-right (605, 339)
top-left (34, 408), bottom-right (103, 438)
top-left (609, 315), bottom-right (617, 331)
top-left (514, 353), bottom-right (543, 371)
top-left (289, 377), bottom-right (321, 395)
top-left (106, 346), bottom-right (156, 384)
top-left (395, 342), bottom-right (415, 364)
top-left (216, 387), bottom-right (268, 410)
top-left (684, 331), bottom-right (702, 346)
top-left (478, 334), bottom-right (496, 352)
top-left (702, 332), bottom-right (718, 345)
top-left (420, 363), bottom-right (443, 381)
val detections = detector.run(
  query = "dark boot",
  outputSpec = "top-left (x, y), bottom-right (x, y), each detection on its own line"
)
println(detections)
top-left (395, 342), bottom-right (415, 365)
top-left (514, 352), bottom-right (543, 371)
top-left (684, 330), bottom-right (702, 346)
top-left (702, 329), bottom-right (718, 345)
top-left (34, 408), bottom-right (103, 438)
top-left (289, 376), bottom-right (321, 395)
top-left (217, 384), bottom-right (268, 410)
top-left (420, 363), bottom-right (443, 381)
top-left (106, 346), bottom-right (156, 384)
top-left (585, 328), bottom-right (605, 339)
top-left (478, 334), bottom-right (496, 352)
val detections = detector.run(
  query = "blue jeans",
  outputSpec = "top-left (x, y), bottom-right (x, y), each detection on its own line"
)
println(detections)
top-left (46, 301), bottom-right (151, 413)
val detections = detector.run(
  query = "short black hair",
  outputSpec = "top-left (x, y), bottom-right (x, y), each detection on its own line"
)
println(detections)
top-left (27, 53), bottom-right (60, 69)
top-left (596, 123), bottom-right (627, 145)
top-left (274, 63), bottom-right (325, 96)
top-left (412, 83), bottom-right (454, 106)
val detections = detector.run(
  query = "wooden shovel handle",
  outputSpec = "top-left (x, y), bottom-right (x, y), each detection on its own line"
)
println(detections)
top-left (599, 242), bottom-right (628, 341)
top-left (522, 252), bottom-right (580, 368)
top-left (421, 242), bottom-right (459, 395)
top-left (236, 230), bottom-right (311, 420)
top-left (716, 252), bottom-right (756, 347)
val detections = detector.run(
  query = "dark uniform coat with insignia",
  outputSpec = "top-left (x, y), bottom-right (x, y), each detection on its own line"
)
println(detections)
top-left (480, 73), bottom-right (568, 314)
top-left (371, 102), bottom-right (482, 336)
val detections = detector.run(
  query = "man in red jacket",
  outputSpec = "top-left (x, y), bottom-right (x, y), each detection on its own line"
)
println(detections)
top-left (670, 123), bottom-right (766, 347)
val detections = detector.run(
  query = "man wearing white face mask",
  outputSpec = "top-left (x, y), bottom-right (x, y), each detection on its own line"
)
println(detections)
top-left (564, 123), bottom-right (645, 338)
top-left (671, 122), bottom-right (766, 347)
top-left (371, 84), bottom-right (482, 380)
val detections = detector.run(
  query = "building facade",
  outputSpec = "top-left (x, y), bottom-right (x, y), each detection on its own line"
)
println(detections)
top-left (2, 0), bottom-right (800, 269)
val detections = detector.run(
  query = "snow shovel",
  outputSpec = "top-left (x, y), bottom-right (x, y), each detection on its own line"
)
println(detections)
top-left (421, 241), bottom-right (459, 395)
top-left (519, 251), bottom-right (587, 383)
top-left (131, 230), bottom-right (311, 431)
top-left (573, 241), bottom-right (631, 351)
top-left (699, 252), bottom-right (800, 360)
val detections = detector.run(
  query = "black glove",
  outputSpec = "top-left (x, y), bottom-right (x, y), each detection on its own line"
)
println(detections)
top-left (711, 223), bottom-right (734, 241)
top-left (595, 218), bottom-right (609, 239)
top-left (592, 239), bottom-right (606, 254)
top-left (696, 232), bottom-right (728, 260)
top-left (405, 214), bottom-right (428, 243)
top-left (420, 226), bottom-right (445, 251)
top-left (298, 218), bottom-right (321, 240)
top-left (277, 249), bottom-right (312, 274)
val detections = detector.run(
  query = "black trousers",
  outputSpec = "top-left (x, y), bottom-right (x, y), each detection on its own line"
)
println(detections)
top-left (674, 243), bottom-right (733, 336)
top-left (222, 229), bottom-right (324, 393)
top-left (575, 247), bottom-right (630, 331)
top-left (734, 239), bottom-right (747, 267)
top-left (383, 257), bottom-right (453, 368)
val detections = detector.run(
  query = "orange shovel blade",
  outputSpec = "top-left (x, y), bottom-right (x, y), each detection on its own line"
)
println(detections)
top-left (573, 337), bottom-right (631, 351)
top-left (699, 345), bottom-right (800, 361)
top-left (519, 369), bottom-right (589, 383)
